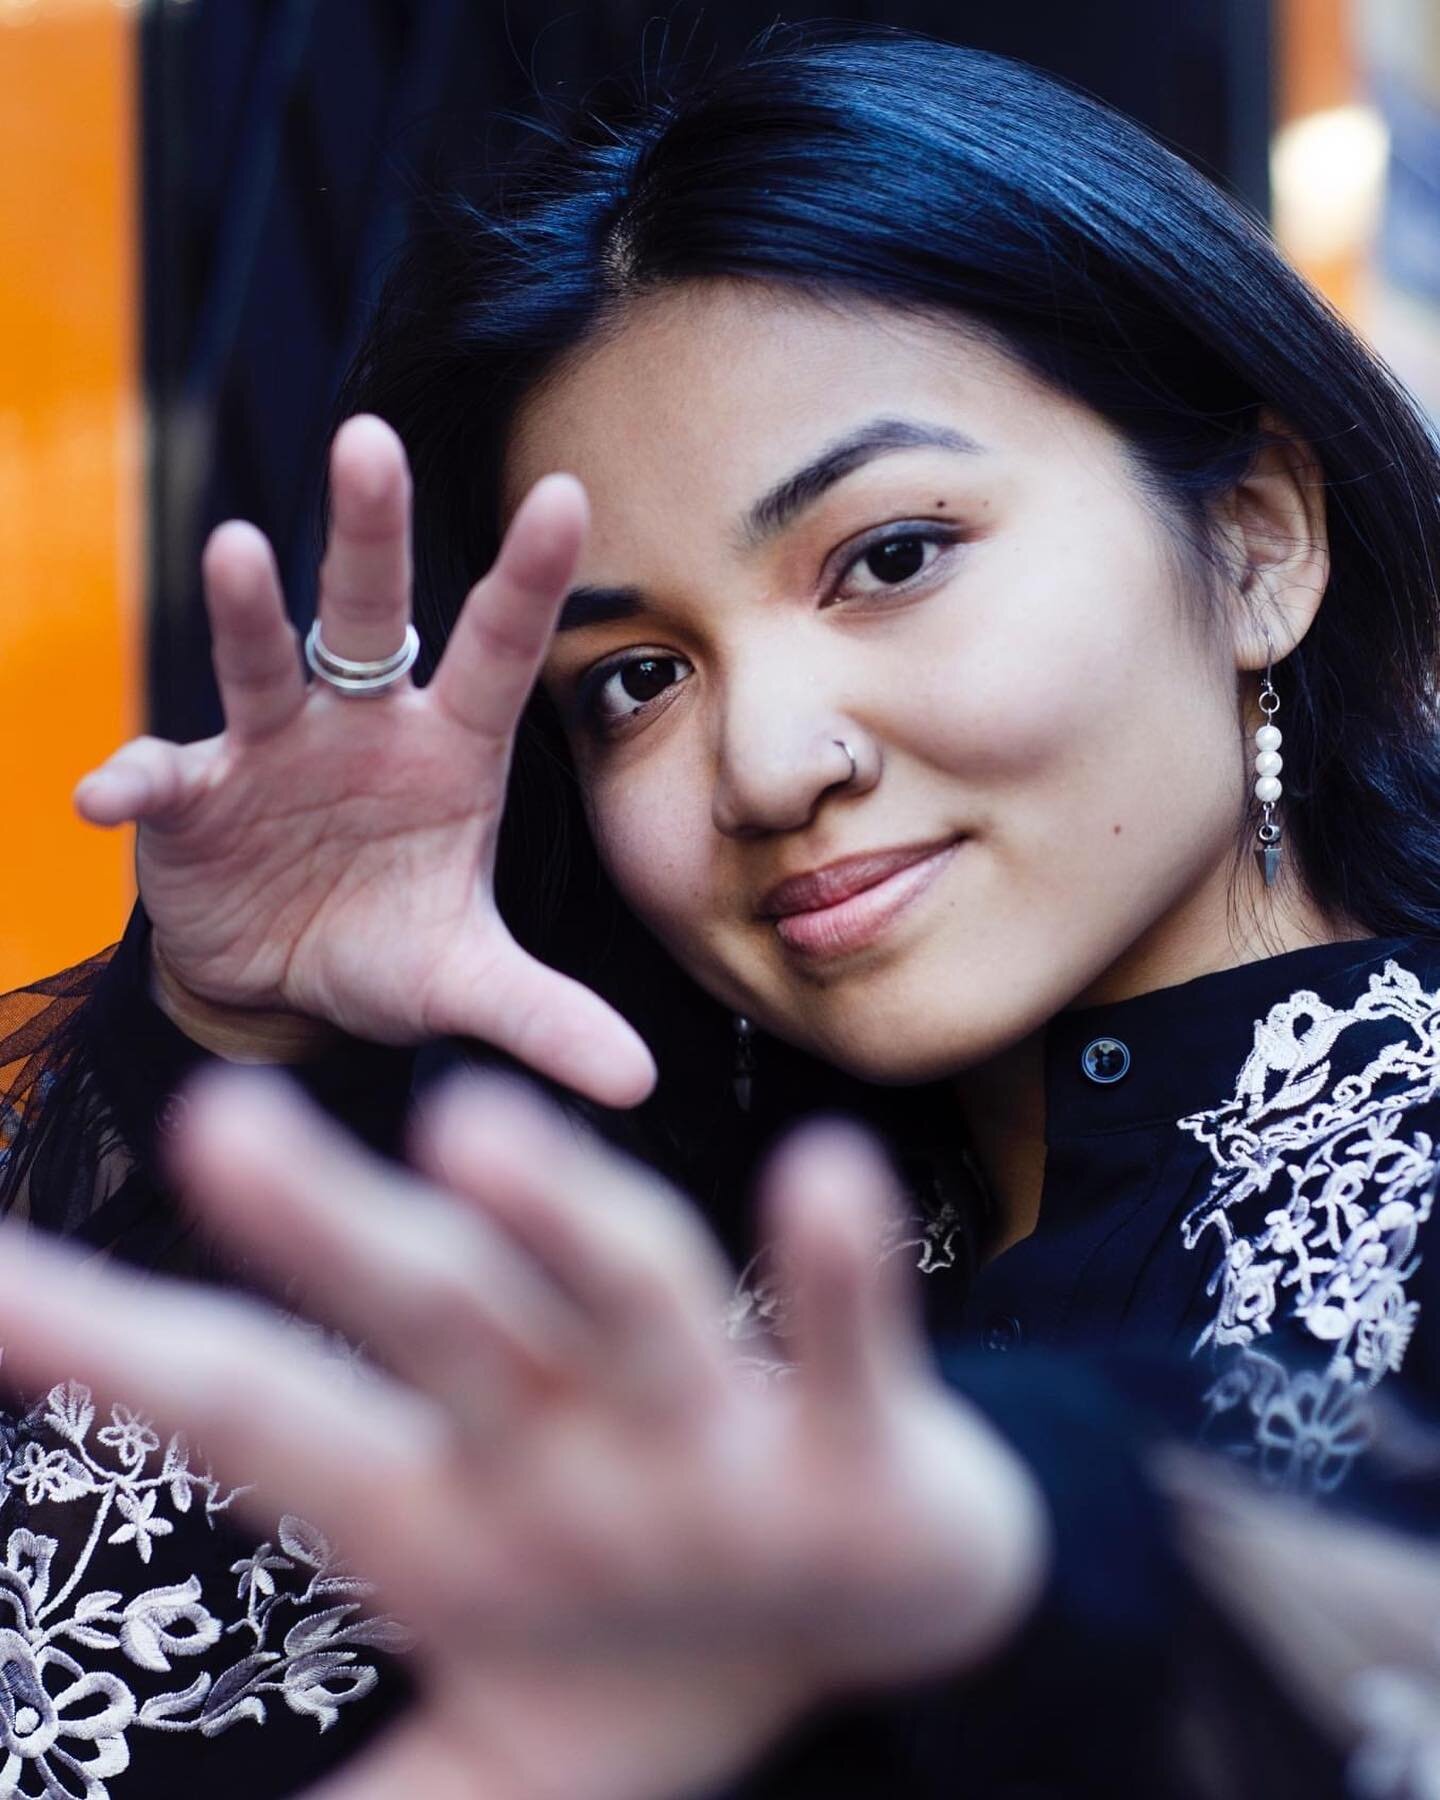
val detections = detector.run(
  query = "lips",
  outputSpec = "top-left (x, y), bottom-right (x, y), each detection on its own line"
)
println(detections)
top-left (756, 838), bottom-right (961, 919)
top-left (755, 835), bottom-right (965, 965)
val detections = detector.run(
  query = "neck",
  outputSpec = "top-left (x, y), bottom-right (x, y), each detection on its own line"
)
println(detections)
top-left (954, 861), bottom-right (1367, 1261)
top-left (955, 1031), bottom-right (1047, 1259)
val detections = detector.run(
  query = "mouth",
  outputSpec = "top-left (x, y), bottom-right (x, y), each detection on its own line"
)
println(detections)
top-left (763, 838), bottom-right (962, 960)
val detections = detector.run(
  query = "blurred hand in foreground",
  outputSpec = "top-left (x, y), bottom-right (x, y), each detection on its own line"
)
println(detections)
top-left (0, 1072), bottom-right (1048, 1800)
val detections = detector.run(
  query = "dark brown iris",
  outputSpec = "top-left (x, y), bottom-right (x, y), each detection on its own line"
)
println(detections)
top-left (621, 657), bottom-right (679, 702)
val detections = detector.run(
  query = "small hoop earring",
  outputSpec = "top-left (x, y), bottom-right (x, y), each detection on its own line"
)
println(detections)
top-left (731, 1014), bottom-right (757, 1113)
top-left (1253, 639), bottom-right (1284, 887)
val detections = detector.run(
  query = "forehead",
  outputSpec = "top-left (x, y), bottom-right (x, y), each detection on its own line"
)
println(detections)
top-left (500, 280), bottom-right (1104, 531)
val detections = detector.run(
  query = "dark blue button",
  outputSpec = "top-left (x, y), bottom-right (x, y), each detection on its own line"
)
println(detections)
top-left (981, 1314), bottom-right (1023, 1352)
top-left (1081, 1036), bottom-right (1131, 1084)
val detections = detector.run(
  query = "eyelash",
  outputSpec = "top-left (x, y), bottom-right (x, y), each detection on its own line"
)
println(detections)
top-left (831, 522), bottom-right (963, 602)
top-left (572, 522), bottom-right (965, 738)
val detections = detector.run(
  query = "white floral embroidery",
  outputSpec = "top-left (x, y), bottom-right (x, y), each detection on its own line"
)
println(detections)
top-left (107, 1490), bottom-right (173, 1565)
top-left (1179, 960), bottom-right (1440, 1493)
top-left (0, 1378), bottom-right (408, 1796)
top-left (0, 1625), bottom-right (133, 1799)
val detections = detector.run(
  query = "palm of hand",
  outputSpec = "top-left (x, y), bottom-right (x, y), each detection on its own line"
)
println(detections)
top-left (389, 1377), bottom-right (1031, 1800)
top-left (355, 1084), bottom-right (1042, 1800)
top-left (134, 694), bottom-right (503, 1043)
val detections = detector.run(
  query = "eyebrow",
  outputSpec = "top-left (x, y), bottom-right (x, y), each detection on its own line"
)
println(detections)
top-left (553, 415), bottom-right (987, 633)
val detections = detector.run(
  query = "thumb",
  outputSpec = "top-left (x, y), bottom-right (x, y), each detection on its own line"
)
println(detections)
top-left (428, 936), bottom-right (657, 1109)
top-left (73, 735), bottom-right (211, 829)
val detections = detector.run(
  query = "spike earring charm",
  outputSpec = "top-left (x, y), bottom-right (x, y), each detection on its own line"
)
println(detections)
top-left (1253, 649), bottom-right (1284, 887)
top-left (732, 1014), bottom-right (756, 1113)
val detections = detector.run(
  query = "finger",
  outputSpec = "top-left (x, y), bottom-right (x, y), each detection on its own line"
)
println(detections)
top-left (202, 519), bottom-right (306, 741)
top-left (314, 414), bottom-right (414, 668)
top-left (0, 1223), bottom-right (445, 1571)
top-left (73, 734), bottom-right (212, 828)
top-left (426, 472), bottom-right (586, 743)
top-left (758, 1118), bottom-right (927, 1429)
top-left (412, 1070), bottom-right (733, 1425)
top-left (430, 935), bottom-right (657, 1109)
top-left (164, 1066), bottom-right (595, 1428)
top-left (299, 1713), bottom-right (489, 1800)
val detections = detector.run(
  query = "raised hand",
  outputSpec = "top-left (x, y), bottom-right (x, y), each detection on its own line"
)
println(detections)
top-left (74, 415), bottom-right (655, 1106)
top-left (0, 1072), bottom-right (1048, 1800)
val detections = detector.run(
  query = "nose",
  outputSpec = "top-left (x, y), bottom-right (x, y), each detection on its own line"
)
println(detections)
top-left (710, 666), bottom-right (876, 837)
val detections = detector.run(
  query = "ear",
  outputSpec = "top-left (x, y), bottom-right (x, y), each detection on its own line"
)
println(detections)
top-left (1212, 409), bottom-right (1330, 672)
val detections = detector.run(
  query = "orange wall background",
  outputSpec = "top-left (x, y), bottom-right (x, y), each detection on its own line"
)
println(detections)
top-left (0, 0), bottom-right (141, 992)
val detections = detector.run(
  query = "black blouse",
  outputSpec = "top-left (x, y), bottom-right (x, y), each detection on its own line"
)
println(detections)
top-left (1, 912), bottom-right (1437, 1799)
top-left (957, 934), bottom-right (1440, 1475)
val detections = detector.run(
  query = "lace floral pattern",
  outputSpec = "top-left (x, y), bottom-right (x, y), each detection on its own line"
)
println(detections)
top-left (1179, 960), bottom-right (1440, 1494)
top-left (0, 1377), bottom-right (407, 1799)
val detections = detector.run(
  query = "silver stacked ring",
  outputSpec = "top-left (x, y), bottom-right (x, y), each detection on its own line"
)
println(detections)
top-left (304, 621), bottom-right (420, 697)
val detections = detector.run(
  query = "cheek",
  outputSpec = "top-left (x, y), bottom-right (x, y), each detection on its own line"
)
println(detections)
top-left (585, 761), bottom-right (716, 943)
top-left (877, 573), bottom-right (1132, 793)
top-left (885, 544), bottom-right (1236, 858)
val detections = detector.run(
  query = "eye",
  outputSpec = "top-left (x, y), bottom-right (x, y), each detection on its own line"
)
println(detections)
top-left (576, 652), bottom-right (693, 734)
top-left (832, 524), bottom-right (963, 601)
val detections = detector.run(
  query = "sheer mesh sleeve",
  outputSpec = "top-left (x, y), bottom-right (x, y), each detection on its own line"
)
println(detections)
top-left (0, 902), bottom-right (418, 1273)
top-left (0, 945), bottom-right (142, 1244)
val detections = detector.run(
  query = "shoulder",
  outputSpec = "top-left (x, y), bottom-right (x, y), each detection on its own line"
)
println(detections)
top-left (0, 946), bottom-right (118, 1157)
top-left (1176, 938), bottom-right (1440, 1489)
top-left (1186, 940), bottom-right (1440, 1134)
top-left (1179, 939), bottom-right (1440, 1212)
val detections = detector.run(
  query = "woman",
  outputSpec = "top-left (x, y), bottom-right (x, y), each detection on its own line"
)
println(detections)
top-left (4, 19), bottom-right (1440, 1796)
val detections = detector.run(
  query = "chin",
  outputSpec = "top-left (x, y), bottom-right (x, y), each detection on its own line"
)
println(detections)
top-left (782, 1001), bottom-right (1006, 1088)
top-left (772, 950), bottom-right (1059, 1087)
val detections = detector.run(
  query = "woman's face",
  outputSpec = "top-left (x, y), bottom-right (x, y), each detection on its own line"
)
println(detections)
top-left (506, 280), bottom-right (1257, 1083)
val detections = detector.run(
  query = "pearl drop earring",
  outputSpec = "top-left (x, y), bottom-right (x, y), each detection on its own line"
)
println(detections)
top-left (1253, 643), bottom-right (1283, 887)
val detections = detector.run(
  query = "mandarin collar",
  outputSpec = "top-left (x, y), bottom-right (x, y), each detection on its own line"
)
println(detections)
top-left (1041, 933), bottom-right (1430, 1139)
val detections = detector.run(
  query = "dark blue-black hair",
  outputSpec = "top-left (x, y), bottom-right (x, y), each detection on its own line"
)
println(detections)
top-left (337, 23), bottom-right (1440, 1256)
